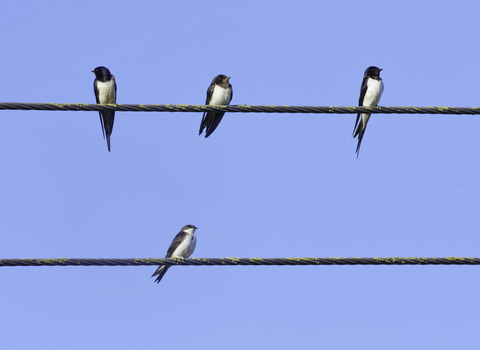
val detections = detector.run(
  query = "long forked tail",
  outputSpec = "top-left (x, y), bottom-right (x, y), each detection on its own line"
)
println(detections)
top-left (106, 135), bottom-right (111, 152)
top-left (353, 113), bottom-right (361, 137)
top-left (199, 112), bottom-right (207, 135)
top-left (355, 129), bottom-right (365, 158)
top-left (205, 112), bottom-right (225, 138)
top-left (101, 111), bottom-right (115, 152)
top-left (152, 265), bottom-right (170, 284)
top-left (353, 113), bottom-right (371, 158)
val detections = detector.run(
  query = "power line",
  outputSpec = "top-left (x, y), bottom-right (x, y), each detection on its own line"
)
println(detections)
top-left (0, 103), bottom-right (479, 114)
top-left (1, 257), bottom-right (478, 267)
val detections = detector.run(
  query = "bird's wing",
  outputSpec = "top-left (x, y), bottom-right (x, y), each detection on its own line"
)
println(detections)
top-left (165, 231), bottom-right (187, 258)
top-left (112, 76), bottom-right (117, 102)
top-left (353, 77), bottom-right (369, 135)
top-left (93, 80), bottom-right (100, 104)
top-left (205, 83), bottom-right (215, 105)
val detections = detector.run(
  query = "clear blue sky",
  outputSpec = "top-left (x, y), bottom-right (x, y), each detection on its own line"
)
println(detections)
top-left (1, 0), bottom-right (479, 348)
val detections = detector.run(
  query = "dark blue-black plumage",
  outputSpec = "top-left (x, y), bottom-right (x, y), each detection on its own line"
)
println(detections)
top-left (199, 74), bottom-right (233, 138)
top-left (353, 66), bottom-right (384, 157)
top-left (93, 66), bottom-right (117, 152)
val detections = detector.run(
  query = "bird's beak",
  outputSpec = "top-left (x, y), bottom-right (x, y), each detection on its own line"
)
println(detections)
top-left (379, 69), bottom-right (383, 71)
top-left (226, 77), bottom-right (231, 82)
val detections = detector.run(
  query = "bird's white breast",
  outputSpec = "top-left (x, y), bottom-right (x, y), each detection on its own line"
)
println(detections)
top-left (171, 233), bottom-right (196, 258)
top-left (96, 79), bottom-right (116, 104)
top-left (363, 79), bottom-right (384, 107)
top-left (209, 85), bottom-right (231, 105)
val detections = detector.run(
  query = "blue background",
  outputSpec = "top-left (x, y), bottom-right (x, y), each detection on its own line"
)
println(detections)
top-left (1, 0), bottom-right (479, 348)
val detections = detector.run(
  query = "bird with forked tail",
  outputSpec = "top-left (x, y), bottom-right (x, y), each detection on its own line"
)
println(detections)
top-left (93, 66), bottom-right (117, 152)
top-left (152, 225), bottom-right (197, 284)
top-left (199, 74), bottom-right (233, 138)
top-left (353, 66), bottom-right (384, 157)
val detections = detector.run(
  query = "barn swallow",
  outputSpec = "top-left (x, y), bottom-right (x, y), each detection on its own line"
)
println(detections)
top-left (152, 225), bottom-right (198, 284)
top-left (199, 74), bottom-right (233, 137)
top-left (93, 66), bottom-right (117, 152)
top-left (353, 66), bottom-right (384, 157)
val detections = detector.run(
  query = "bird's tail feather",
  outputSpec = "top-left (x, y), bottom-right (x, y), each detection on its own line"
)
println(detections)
top-left (355, 129), bottom-right (365, 158)
top-left (205, 112), bottom-right (224, 138)
top-left (152, 266), bottom-right (170, 284)
top-left (199, 112), bottom-right (207, 135)
top-left (99, 113), bottom-right (106, 139)
top-left (353, 113), bottom-right (361, 137)
top-left (101, 111), bottom-right (114, 152)
top-left (353, 113), bottom-right (371, 157)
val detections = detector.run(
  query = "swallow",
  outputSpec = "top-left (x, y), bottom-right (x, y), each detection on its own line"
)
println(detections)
top-left (152, 224), bottom-right (198, 284)
top-left (92, 66), bottom-right (117, 152)
top-left (199, 74), bottom-right (233, 137)
top-left (353, 66), bottom-right (384, 156)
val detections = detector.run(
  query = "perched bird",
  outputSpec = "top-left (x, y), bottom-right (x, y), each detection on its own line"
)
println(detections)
top-left (152, 225), bottom-right (198, 284)
top-left (92, 66), bottom-right (117, 152)
top-left (199, 74), bottom-right (233, 137)
top-left (353, 66), bottom-right (384, 157)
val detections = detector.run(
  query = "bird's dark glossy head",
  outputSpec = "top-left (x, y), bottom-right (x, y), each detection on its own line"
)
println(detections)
top-left (92, 66), bottom-right (112, 79)
top-left (182, 225), bottom-right (198, 233)
top-left (364, 66), bottom-right (382, 78)
top-left (212, 74), bottom-right (231, 84)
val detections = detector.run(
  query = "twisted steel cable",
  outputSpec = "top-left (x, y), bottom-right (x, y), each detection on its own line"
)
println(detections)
top-left (0, 257), bottom-right (478, 267)
top-left (0, 103), bottom-right (479, 114)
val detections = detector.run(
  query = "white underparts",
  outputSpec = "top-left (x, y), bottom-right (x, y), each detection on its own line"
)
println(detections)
top-left (209, 85), bottom-right (231, 105)
top-left (96, 79), bottom-right (116, 104)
